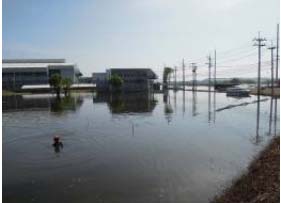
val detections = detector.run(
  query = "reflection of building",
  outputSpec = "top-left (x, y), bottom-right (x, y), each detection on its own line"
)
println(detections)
top-left (93, 93), bottom-right (157, 113)
top-left (3, 94), bottom-right (83, 112)
top-left (93, 68), bottom-right (157, 92)
top-left (3, 59), bottom-right (81, 90)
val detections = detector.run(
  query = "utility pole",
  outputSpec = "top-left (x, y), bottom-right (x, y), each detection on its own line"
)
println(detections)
top-left (214, 50), bottom-right (217, 89)
top-left (268, 42), bottom-right (276, 96)
top-left (276, 24), bottom-right (279, 83)
top-left (206, 55), bottom-right (212, 91)
top-left (213, 50), bottom-right (217, 124)
top-left (191, 63), bottom-right (197, 91)
top-left (253, 32), bottom-right (266, 96)
top-left (182, 59), bottom-right (185, 90)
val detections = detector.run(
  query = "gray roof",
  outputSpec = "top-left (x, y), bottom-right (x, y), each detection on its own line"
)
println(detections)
top-left (109, 68), bottom-right (157, 79)
top-left (2, 63), bottom-right (76, 68)
top-left (3, 59), bottom-right (65, 63)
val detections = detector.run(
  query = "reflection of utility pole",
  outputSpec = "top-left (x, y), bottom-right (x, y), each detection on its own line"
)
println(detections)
top-left (274, 97), bottom-right (278, 136)
top-left (268, 98), bottom-right (273, 136)
top-left (174, 90), bottom-right (177, 113)
top-left (191, 63), bottom-right (197, 91)
top-left (268, 42), bottom-right (276, 96)
top-left (182, 59), bottom-right (185, 91)
top-left (208, 88), bottom-right (211, 123)
top-left (192, 90), bottom-right (198, 117)
top-left (255, 96), bottom-right (261, 144)
top-left (253, 32), bottom-right (266, 96)
top-left (182, 90), bottom-right (185, 117)
top-left (174, 66), bottom-right (177, 90)
top-left (213, 90), bottom-right (216, 123)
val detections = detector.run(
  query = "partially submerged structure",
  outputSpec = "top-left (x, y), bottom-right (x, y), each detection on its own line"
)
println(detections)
top-left (2, 59), bottom-right (81, 90)
top-left (93, 68), bottom-right (157, 92)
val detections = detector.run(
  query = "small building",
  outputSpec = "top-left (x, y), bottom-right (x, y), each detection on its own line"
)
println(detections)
top-left (2, 59), bottom-right (81, 90)
top-left (92, 72), bottom-right (109, 92)
top-left (93, 68), bottom-right (157, 92)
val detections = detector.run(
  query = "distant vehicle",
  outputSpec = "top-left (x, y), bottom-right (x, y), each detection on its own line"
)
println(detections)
top-left (226, 87), bottom-right (250, 97)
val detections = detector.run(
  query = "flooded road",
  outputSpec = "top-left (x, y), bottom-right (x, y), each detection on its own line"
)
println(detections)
top-left (3, 91), bottom-right (279, 203)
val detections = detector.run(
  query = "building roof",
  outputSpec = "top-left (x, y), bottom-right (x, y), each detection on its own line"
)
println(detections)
top-left (109, 68), bottom-right (157, 79)
top-left (3, 59), bottom-right (65, 63)
top-left (2, 63), bottom-right (76, 69)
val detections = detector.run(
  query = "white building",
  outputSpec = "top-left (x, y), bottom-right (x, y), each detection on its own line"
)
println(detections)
top-left (3, 59), bottom-right (81, 90)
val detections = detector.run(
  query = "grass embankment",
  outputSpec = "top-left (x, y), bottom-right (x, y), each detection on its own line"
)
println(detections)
top-left (250, 87), bottom-right (280, 97)
top-left (212, 137), bottom-right (280, 203)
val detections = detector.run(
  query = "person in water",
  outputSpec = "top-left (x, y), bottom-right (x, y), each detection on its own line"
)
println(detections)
top-left (53, 136), bottom-right (63, 153)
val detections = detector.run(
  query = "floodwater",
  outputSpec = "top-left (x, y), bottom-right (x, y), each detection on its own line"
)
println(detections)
top-left (3, 90), bottom-right (279, 203)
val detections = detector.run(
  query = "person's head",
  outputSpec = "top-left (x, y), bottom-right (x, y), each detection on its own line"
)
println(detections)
top-left (53, 136), bottom-right (60, 143)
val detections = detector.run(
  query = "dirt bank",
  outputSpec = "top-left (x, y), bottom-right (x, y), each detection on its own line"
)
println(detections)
top-left (250, 87), bottom-right (280, 97)
top-left (212, 137), bottom-right (280, 203)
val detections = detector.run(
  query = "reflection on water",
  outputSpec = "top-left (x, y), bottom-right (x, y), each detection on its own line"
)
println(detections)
top-left (213, 91), bottom-right (216, 123)
top-left (255, 94), bottom-right (262, 144)
top-left (3, 94), bottom-right (83, 113)
top-left (93, 92), bottom-right (157, 113)
top-left (3, 91), bottom-right (280, 203)
top-left (163, 91), bottom-right (173, 124)
top-left (192, 90), bottom-right (198, 117)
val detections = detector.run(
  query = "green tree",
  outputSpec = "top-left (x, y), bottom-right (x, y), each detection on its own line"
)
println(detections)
top-left (62, 78), bottom-right (72, 96)
top-left (109, 74), bottom-right (123, 91)
top-left (231, 78), bottom-right (241, 85)
top-left (49, 74), bottom-right (62, 98)
top-left (163, 67), bottom-right (173, 89)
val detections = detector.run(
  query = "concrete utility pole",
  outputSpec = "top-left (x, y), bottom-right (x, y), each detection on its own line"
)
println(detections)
top-left (191, 63), bottom-right (197, 91)
top-left (268, 42), bottom-right (276, 96)
top-left (253, 32), bottom-right (266, 95)
top-left (206, 55), bottom-right (212, 91)
top-left (214, 50), bottom-right (217, 88)
top-left (182, 59), bottom-right (185, 90)
top-left (276, 24), bottom-right (279, 83)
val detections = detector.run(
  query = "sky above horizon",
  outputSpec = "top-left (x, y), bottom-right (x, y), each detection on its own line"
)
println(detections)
top-left (3, 0), bottom-right (280, 80)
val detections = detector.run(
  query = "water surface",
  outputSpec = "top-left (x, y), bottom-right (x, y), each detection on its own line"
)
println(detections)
top-left (3, 91), bottom-right (279, 203)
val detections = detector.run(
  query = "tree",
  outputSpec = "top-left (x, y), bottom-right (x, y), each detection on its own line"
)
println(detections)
top-left (49, 74), bottom-right (62, 98)
top-left (230, 78), bottom-right (241, 85)
top-left (62, 78), bottom-right (72, 96)
top-left (109, 74), bottom-right (123, 91)
top-left (163, 67), bottom-right (173, 89)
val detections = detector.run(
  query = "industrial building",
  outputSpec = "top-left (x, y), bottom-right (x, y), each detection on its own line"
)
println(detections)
top-left (2, 59), bottom-right (81, 90)
top-left (93, 68), bottom-right (157, 92)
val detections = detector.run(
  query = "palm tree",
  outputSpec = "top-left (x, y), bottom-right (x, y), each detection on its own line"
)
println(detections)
top-left (163, 67), bottom-right (173, 89)
top-left (49, 74), bottom-right (62, 98)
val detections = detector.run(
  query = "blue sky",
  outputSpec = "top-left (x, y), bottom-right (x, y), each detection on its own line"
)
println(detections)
top-left (3, 0), bottom-right (280, 79)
